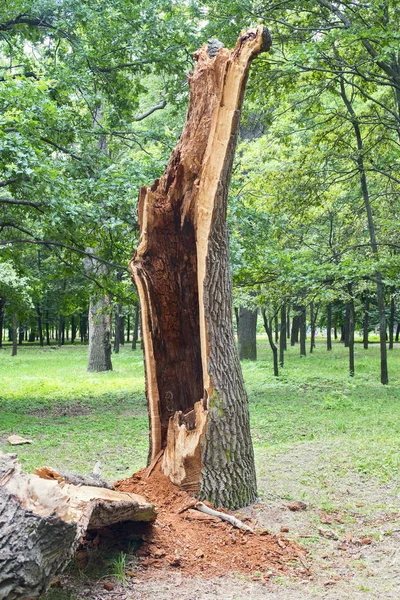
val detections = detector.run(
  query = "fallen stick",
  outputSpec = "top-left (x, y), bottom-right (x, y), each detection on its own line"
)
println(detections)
top-left (195, 502), bottom-right (254, 533)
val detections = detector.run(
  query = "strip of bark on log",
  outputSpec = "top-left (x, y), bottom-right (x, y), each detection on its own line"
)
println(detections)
top-left (130, 26), bottom-right (271, 509)
top-left (0, 453), bottom-right (156, 600)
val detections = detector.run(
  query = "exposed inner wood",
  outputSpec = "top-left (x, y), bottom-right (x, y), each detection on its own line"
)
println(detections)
top-left (130, 26), bottom-right (271, 494)
top-left (0, 453), bottom-right (156, 600)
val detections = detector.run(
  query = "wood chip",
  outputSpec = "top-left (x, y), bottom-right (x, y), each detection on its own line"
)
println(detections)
top-left (287, 501), bottom-right (307, 512)
top-left (7, 435), bottom-right (32, 445)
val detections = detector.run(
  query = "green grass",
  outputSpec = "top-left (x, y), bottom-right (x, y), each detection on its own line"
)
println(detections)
top-left (1, 338), bottom-right (400, 486)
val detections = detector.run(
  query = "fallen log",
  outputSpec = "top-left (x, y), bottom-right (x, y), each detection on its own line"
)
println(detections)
top-left (0, 453), bottom-right (156, 600)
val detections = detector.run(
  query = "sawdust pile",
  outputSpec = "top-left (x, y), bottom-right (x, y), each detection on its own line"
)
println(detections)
top-left (112, 466), bottom-right (308, 579)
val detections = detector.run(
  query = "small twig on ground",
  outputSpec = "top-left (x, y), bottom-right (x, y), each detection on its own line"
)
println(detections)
top-left (195, 502), bottom-right (254, 533)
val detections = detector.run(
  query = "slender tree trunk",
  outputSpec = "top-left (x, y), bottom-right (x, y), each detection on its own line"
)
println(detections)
top-left (127, 314), bottom-right (130, 343)
top-left (114, 304), bottom-right (121, 354)
top-left (339, 77), bottom-right (388, 384)
top-left (129, 28), bottom-right (271, 508)
top-left (286, 303), bottom-right (290, 340)
top-left (396, 323), bottom-right (400, 343)
top-left (238, 307), bottom-right (257, 360)
top-left (334, 327), bottom-right (338, 340)
top-left (36, 305), bottom-right (43, 347)
top-left (262, 309), bottom-right (278, 376)
top-left (132, 304), bottom-right (139, 350)
top-left (363, 295), bottom-right (369, 349)
top-left (71, 315), bottom-right (76, 344)
top-left (348, 287), bottom-right (355, 377)
top-left (0, 298), bottom-right (5, 349)
top-left (12, 314), bottom-right (18, 356)
top-left (389, 291), bottom-right (395, 350)
top-left (120, 315), bottom-right (125, 345)
top-left (18, 325), bottom-right (24, 346)
top-left (299, 306), bottom-right (306, 357)
top-left (274, 313), bottom-right (279, 344)
top-left (291, 313), bottom-right (299, 346)
top-left (279, 304), bottom-right (286, 367)
top-left (344, 304), bottom-right (350, 348)
top-left (327, 304), bottom-right (332, 351)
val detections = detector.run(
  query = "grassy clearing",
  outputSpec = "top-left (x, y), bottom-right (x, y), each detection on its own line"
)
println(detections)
top-left (1, 337), bottom-right (400, 488)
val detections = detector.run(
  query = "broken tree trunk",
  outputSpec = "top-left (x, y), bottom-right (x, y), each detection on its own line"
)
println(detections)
top-left (130, 27), bottom-right (271, 509)
top-left (0, 453), bottom-right (156, 600)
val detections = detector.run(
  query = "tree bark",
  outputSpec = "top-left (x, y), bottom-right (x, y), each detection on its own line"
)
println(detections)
top-left (396, 323), bottom-right (400, 343)
top-left (12, 313), bottom-right (17, 356)
top-left (114, 303), bottom-right (121, 354)
top-left (132, 303), bottom-right (139, 350)
top-left (299, 305), bottom-right (306, 357)
top-left (327, 303), bottom-right (332, 351)
top-left (129, 28), bottom-right (271, 509)
top-left (71, 315), bottom-right (77, 344)
top-left (309, 301), bottom-right (319, 354)
top-left (291, 313), bottom-right (299, 346)
top-left (0, 297), bottom-right (5, 349)
top-left (0, 453), bottom-right (156, 600)
top-left (87, 295), bottom-right (112, 372)
top-left (348, 288), bottom-right (355, 377)
top-left (279, 303), bottom-right (286, 367)
top-left (238, 307), bottom-right (257, 360)
top-left (262, 309), bottom-right (279, 377)
top-left (363, 295), bottom-right (369, 349)
top-left (389, 291), bottom-right (395, 350)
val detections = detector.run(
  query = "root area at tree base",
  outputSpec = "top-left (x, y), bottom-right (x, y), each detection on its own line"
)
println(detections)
top-left (111, 465), bottom-right (309, 579)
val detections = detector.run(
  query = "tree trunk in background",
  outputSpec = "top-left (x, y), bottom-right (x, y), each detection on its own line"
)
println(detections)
top-left (234, 307), bottom-right (239, 334)
top-left (87, 296), bottom-right (112, 372)
top-left (36, 305), bottom-right (43, 347)
top-left (274, 313), bottom-right (279, 344)
top-left (0, 298), bottom-right (5, 349)
top-left (339, 78), bottom-right (388, 384)
top-left (130, 27), bottom-right (271, 509)
top-left (291, 313), bottom-right (299, 346)
top-left (309, 302), bottom-right (319, 354)
top-left (238, 307), bottom-right (257, 360)
top-left (389, 291), bottom-right (395, 350)
top-left (71, 315), bottom-right (77, 344)
top-left (114, 304), bottom-right (121, 354)
top-left (334, 327), bottom-right (338, 340)
top-left (262, 309), bottom-right (279, 377)
top-left (286, 304), bottom-right (291, 339)
top-left (327, 304), bottom-right (332, 351)
top-left (127, 314), bottom-right (130, 342)
top-left (279, 304), bottom-right (286, 367)
top-left (348, 294), bottom-right (355, 377)
top-left (344, 304), bottom-right (350, 348)
top-left (18, 325), bottom-right (24, 345)
top-left (12, 313), bottom-right (17, 356)
top-left (299, 306), bottom-right (306, 357)
top-left (363, 295), bottom-right (369, 349)
top-left (132, 304), bottom-right (139, 350)
top-left (396, 323), bottom-right (400, 343)
top-left (120, 316), bottom-right (125, 345)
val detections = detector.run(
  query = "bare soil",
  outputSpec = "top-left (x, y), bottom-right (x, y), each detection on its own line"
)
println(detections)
top-left (50, 441), bottom-right (400, 600)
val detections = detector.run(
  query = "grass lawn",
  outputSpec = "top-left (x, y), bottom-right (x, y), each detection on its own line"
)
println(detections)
top-left (1, 337), bottom-right (400, 488)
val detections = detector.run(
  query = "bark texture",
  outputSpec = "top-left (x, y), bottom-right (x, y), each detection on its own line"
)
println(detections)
top-left (130, 27), bottom-right (271, 509)
top-left (238, 307), bottom-right (257, 360)
top-left (0, 453), bottom-right (155, 600)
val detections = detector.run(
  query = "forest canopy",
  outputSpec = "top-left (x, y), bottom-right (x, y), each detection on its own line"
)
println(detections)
top-left (1, 0), bottom-right (399, 383)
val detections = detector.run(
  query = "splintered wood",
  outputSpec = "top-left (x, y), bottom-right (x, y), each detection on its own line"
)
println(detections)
top-left (0, 453), bottom-right (156, 600)
top-left (130, 27), bottom-right (272, 504)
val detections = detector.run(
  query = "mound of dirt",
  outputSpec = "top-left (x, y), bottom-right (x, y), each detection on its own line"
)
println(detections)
top-left (113, 465), bottom-right (309, 579)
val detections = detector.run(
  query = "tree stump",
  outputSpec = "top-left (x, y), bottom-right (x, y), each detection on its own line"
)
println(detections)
top-left (130, 26), bottom-right (271, 509)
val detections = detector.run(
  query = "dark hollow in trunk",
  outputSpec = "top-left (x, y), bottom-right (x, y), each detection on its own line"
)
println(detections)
top-left (238, 307), bottom-right (258, 361)
top-left (130, 28), bottom-right (271, 509)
